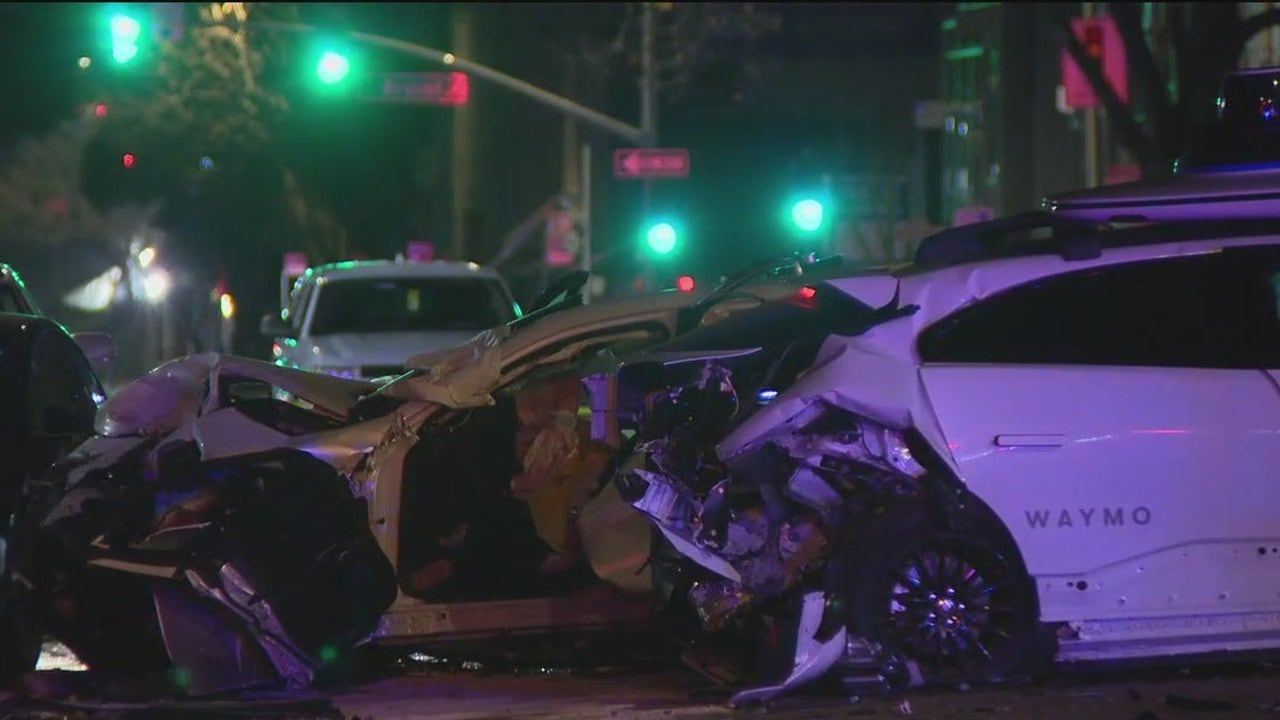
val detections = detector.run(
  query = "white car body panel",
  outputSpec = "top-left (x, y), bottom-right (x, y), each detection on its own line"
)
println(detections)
top-left (724, 231), bottom-right (1280, 665)
top-left (920, 365), bottom-right (1280, 621)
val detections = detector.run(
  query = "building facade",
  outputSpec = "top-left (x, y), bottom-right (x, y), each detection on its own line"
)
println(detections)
top-left (938, 2), bottom-right (1086, 222)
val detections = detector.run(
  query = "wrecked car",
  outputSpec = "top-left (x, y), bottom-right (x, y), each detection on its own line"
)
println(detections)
top-left (4, 257), bottom-right (836, 695)
top-left (604, 171), bottom-right (1280, 702)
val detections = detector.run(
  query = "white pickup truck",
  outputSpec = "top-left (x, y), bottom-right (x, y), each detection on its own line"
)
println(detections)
top-left (261, 258), bottom-right (521, 380)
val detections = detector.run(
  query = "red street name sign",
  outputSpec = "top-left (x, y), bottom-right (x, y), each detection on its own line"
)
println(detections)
top-left (367, 72), bottom-right (471, 106)
top-left (613, 148), bottom-right (690, 179)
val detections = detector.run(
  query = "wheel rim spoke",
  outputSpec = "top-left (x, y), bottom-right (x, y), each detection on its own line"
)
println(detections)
top-left (880, 541), bottom-right (1017, 681)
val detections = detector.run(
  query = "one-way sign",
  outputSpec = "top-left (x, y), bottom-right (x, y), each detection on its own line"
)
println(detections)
top-left (613, 148), bottom-right (690, 179)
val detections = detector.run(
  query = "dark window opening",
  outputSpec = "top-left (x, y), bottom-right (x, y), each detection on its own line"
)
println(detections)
top-left (28, 329), bottom-right (98, 437)
top-left (918, 247), bottom-right (1280, 369)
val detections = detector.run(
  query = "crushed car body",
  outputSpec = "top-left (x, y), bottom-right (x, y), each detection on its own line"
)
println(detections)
top-left (6, 258), bottom-right (837, 696)
top-left (10, 353), bottom-right (400, 695)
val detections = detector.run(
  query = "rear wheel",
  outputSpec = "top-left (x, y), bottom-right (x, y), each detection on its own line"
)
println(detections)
top-left (842, 506), bottom-right (1050, 687)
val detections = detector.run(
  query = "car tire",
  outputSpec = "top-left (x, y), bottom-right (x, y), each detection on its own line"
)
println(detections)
top-left (838, 503), bottom-right (1051, 687)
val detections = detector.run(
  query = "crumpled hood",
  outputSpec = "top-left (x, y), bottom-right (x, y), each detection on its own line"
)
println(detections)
top-left (379, 326), bottom-right (508, 408)
top-left (97, 353), bottom-right (378, 438)
top-left (305, 331), bottom-right (481, 367)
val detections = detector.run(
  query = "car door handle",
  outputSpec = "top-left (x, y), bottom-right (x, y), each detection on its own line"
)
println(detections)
top-left (994, 434), bottom-right (1066, 448)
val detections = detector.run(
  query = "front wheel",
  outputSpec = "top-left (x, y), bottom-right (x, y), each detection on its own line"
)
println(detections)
top-left (840, 506), bottom-right (1051, 687)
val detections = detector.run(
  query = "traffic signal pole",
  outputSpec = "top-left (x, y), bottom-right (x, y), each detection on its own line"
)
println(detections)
top-left (220, 19), bottom-right (648, 145)
top-left (218, 13), bottom-right (656, 284)
top-left (639, 1), bottom-right (658, 293)
top-left (640, 2), bottom-right (657, 147)
top-left (1082, 1), bottom-right (1100, 187)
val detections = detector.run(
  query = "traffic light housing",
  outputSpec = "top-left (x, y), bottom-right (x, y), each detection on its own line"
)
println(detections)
top-left (644, 221), bottom-right (678, 256)
top-left (109, 13), bottom-right (142, 64)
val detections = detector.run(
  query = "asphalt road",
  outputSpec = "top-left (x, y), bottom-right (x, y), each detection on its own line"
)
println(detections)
top-left (8, 643), bottom-right (1280, 719)
top-left (332, 664), bottom-right (1280, 720)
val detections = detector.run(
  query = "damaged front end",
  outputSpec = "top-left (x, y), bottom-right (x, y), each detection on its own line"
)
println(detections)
top-left (7, 354), bottom-right (400, 696)
top-left (606, 283), bottom-right (927, 702)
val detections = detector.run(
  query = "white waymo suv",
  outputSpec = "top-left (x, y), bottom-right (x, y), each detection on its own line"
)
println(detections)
top-left (608, 149), bottom-right (1280, 698)
top-left (262, 258), bottom-right (520, 380)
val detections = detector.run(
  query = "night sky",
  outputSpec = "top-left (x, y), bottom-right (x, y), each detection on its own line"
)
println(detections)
top-left (0, 2), bottom-right (946, 314)
top-left (0, 4), bottom-right (94, 148)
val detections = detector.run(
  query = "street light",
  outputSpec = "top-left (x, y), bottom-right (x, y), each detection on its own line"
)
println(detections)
top-left (315, 50), bottom-right (351, 84)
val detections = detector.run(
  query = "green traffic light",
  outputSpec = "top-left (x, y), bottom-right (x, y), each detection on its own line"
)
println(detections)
top-left (646, 222), bottom-right (678, 255)
top-left (790, 198), bottom-right (825, 232)
top-left (110, 13), bottom-right (142, 64)
top-left (316, 50), bottom-right (351, 84)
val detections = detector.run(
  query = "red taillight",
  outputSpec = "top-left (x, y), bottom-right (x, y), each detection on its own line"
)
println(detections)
top-left (677, 275), bottom-right (696, 293)
top-left (798, 285), bottom-right (818, 300)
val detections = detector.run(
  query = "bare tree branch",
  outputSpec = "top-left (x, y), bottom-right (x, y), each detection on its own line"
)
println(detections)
top-left (1169, 3), bottom-right (1191, 115)
top-left (1233, 6), bottom-right (1280, 62)
top-left (1057, 17), bottom-right (1161, 174)
top-left (1109, 3), bottom-right (1183, 159)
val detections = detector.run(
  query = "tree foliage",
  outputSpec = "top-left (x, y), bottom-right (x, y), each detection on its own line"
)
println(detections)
top-left (563, 2), bottom-right (781, 106)
top-left (99, 3), bottom-right (292, 182)
top-left (87, 1), bottom-right (348, 270)
top-left (1063, 2), bottom-right (1280, 176)
top-left (649, 2), bottom-right (781, 102)
top-left (0, 111), bottom-right (158, 253)
top-left (0, 114), bottom-right (104, 246)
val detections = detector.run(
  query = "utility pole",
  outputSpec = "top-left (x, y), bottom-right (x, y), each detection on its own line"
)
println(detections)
top-left (579, 142), bottom-right (593, 299)
top-left (640, 1), bottom-right (658, 292)
top-left (640, 2), bottom-right (657, 147)
top-left (452, 6), bottom-right (475, 261)
top-left (1082, 2), bottom-right (1100, 187)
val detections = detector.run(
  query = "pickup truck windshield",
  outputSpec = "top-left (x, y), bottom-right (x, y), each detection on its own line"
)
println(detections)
top-left (310, 277), bottom-right (515, 335)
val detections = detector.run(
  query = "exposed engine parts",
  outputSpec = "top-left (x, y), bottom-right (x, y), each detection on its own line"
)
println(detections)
top-left (619, 360), bottom-right (927, 629)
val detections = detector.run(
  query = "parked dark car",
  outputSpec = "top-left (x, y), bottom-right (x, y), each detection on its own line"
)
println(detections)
top-left (0, 312), bottom-right (105, 681)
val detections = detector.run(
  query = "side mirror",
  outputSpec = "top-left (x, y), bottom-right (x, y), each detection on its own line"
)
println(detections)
top-left (259, 313), bottom-right (291, 338)
top-left (72, 331), bottom-right (116, 375)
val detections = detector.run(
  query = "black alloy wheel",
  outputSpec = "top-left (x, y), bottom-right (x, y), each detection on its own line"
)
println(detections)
top-left (842, 506), bottom-right (1047, 687)
top-left (881, 539), bottom-right (1020, 679)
